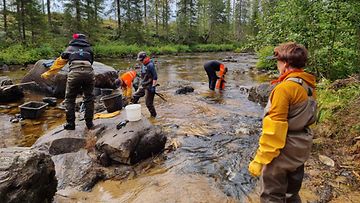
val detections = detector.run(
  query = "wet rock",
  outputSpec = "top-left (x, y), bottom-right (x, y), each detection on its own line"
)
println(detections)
top-left (222, 56), bottom-right (238, 62)
top-left (239, 86), bottom-right (250, 93)
top-left (248, 83), bottom-right (275, 107)
top-left (51, 149), bottom-right (98, 190)
top-left (0, 147), bottom-right (57, 203)
top-left (32, 112), bottom-right (166, 190)
top-left (21, 60), bottom-right (118, 98)
top-left (0, 64), bottom-right (9, 71)
top-left (33, 128), bottom-right (88, 155)
top-left (317, 184), bottom-right (333, 203)
top-left (0, 76), bottom-right (24, 102)
top-left (318, 155), bottom-right (335, 167)
top-left (96, 118), bottom-right (167, 165)
top-left (10, 118), bottom-right (19, 123)
top-left (175, 86), bottom-right (194, 94)
top-left (329, 74), bottom-right (359, 90)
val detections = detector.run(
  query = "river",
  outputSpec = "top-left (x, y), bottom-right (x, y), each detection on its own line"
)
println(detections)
top-left (1, 52), bottom-right (267, 202)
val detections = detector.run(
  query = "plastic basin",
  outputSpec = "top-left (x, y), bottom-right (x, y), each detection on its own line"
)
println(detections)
top-left (125, 104), bottom-right (141, 121)
top-left (101, 88), bottom-right (113, 96)
top-left (100, 93), bottom-right (122, 113)
top-left (19, 101), bottom-right (48, 119)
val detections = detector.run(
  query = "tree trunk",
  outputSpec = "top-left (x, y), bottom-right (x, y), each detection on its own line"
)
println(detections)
top-left (75, 0), bottom-right (81, 30)
top-left (94, 0), bottom-right (98, 22)
top-left (21, 0), bottom-right (25, 42)
top-left (42, 0), bottom-right (45, 14)
top-left (47, 0), bottom-right (51, 26)
top-left (16, 0), bottom-right (21, 40)
top-left (144, 0), bottom-right (147, 26)
top-left (155, 0), bottom-right (158, 35)
top-left (3, 0), bottom-right (7, 35)
top-left (116, 0), bottom-right (121, 36)
top-left (87, 0), bottom-right (91, 22)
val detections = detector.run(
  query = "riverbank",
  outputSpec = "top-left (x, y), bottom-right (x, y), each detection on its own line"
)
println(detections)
top-left (304, 75), bottom-right (360, 202)
top-left (0, 43), bottom-right (241, 65)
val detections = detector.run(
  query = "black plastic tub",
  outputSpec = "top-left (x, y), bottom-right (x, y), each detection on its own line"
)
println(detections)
top-left (42, 97), bottom-right (57, 106)
top-left (101, 88), bottom-right (113, 96)
top-left (19, 101), bottom-right (48, 119)
top-left (100, 93), bottom-right (122, 113)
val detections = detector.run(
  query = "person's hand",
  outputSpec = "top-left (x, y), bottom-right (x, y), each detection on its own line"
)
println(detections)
top-left (41, 72), bottom-right (50, 79)
top-left (148, 86), bottom-right (156, 94)
top-left (248, 160), bottom-right (263, 177)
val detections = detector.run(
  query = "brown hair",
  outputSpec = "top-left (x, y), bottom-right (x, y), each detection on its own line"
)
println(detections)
top-left (274, 42), bottom-right (308, 68)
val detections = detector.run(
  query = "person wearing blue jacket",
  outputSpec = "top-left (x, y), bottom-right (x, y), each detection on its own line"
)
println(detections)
top-left (132, 51), bottom-right (158, 117)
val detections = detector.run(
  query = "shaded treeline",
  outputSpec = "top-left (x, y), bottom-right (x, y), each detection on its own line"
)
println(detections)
top-left (0, 0), bottom-right (359, 80)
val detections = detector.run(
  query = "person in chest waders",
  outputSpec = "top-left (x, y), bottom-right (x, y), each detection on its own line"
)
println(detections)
top-left (131, 51), bottom-right (158, 118)
top-left (204, 60), bottom-right (227, 91)
top-left (248, 42), bottom-right (317, 203)
top-left (41, 33), bottom-right (95, 130)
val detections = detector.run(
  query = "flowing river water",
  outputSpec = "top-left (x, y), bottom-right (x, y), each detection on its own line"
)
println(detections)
top-left (1, 52), bottom-right (271, 202)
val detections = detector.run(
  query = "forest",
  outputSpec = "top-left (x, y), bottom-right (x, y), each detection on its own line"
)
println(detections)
top-left (0, 0), bottom-right (359, 80)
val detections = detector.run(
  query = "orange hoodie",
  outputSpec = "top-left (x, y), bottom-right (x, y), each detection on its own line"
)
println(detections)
top-left (267, 71), bottom-right (316, 122)
top-left (119, 70), bottom-right (137, 88)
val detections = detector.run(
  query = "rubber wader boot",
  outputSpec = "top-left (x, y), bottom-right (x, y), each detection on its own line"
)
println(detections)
top-left (86, 121), bottom-right (94, 129)
top-left (64, 122), bottom-right (75, 130)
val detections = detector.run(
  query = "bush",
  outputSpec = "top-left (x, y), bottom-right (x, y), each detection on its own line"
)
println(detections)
top-left (255, 46), bottom-right (276, 71)
top-left (316, 79), bottom-right (360, 122)
top-left (191, 44), bottom-right (234, 52)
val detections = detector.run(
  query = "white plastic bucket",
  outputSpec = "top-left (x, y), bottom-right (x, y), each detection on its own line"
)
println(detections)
top-left (125, 104), bottom-right (141, 121)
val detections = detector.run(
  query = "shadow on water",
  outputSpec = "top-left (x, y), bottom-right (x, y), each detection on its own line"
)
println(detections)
top-left (3, 52), bottom-right (267, 202)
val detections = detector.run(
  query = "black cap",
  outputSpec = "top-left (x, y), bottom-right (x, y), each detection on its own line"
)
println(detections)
top-left (137, 51), bottom-right (147, 61)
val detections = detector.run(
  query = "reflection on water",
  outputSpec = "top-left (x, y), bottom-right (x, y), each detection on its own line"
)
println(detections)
top-left (0, 91), bottom-right (65, 147)
top-left (3, 52), bottom-right (273, 202)
top-left (57, 171), bottom-right (239, 203)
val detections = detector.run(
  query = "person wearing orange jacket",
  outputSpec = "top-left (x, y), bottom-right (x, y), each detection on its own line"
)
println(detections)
top-left (248, 42), bottom-right (317, 202)
top-left (114, 70), bottom-right (139, 102)
top-left (204, 60), bottom-right (227, 91)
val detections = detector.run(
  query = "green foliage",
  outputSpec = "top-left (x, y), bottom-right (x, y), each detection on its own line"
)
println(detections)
top-left (94, 43), bottom-right (234, 58)
top-left (0, 44), bottom-right (58, 65)
top-left (316, 79), bottom-right (360, 122)
top-left (253, 0), bottom-right (360, 81)
top-left (255, 46), bottom-right (276, 70)
top-left (190, 44), bottom-right (234, 52)
top-left (93, 43), bottom-right (141, 58)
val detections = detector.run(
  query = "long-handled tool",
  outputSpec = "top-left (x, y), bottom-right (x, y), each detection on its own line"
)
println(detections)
top-left (154, 84), bottom-right (167, 102)
top-left (2, 81), bottom-right (37, 91)
top-left (155, 92), bottom-right (167, 102)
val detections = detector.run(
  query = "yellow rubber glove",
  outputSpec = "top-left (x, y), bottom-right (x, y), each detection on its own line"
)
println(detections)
top-left (248, 160), bottom-right (263, 177)
top-left (94, 110), bottom-right (120, 119)
top-left (41, 56), bottom-right (68, 79)
top-left (41, 72), bottom-right (51, 79)
top-left (253, 116), bottom-right (288, 165)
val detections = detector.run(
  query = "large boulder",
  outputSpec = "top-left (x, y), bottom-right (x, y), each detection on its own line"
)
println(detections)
top-left (248, 83), bottom-right (275, 107)
top-left (96, 116), bottom-right (167, 165)
top-left (33, 127), bottom-right (89, 156)
top-left (0, 76), bottom-right (24, 102)
top-left (32, 111), bottom-right (167, 190)
top-left (0, 147), bottom-right (57, 203)
top-left (22, 60), bottom-right (118, 98)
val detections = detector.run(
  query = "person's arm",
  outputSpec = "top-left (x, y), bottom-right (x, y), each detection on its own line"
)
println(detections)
top-left (41, 56), bottom-right (68, 79)
top-left (60, 46), bottom-right (71, 60)
top-left (249, 86), bottom-right (289, 176)
top-left (149, 63), bottom-right (158, 86)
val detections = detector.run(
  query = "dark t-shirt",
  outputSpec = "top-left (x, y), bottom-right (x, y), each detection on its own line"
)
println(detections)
top-left (204, 60), bottom-right (222, 71)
